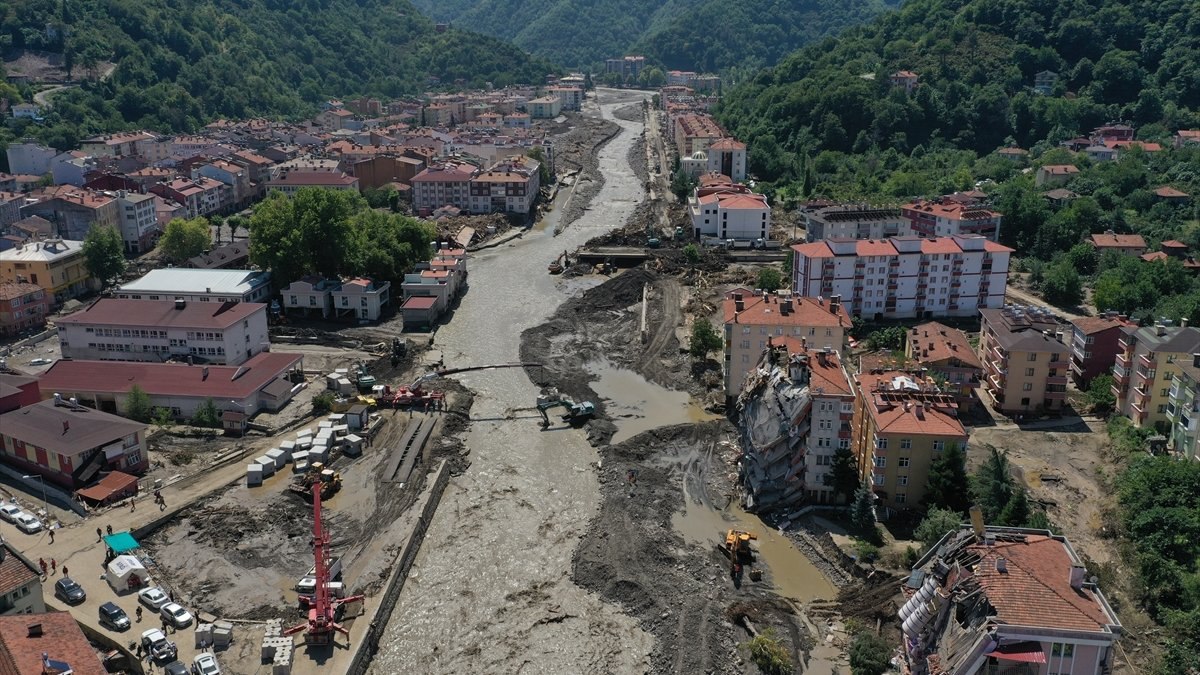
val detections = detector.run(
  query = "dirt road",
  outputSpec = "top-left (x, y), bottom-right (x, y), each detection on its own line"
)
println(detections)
top-left (370, 89), bottom-right (655, 674)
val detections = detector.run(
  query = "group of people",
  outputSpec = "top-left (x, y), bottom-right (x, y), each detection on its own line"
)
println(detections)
top-left (36, 557), bottom-right (65, 578)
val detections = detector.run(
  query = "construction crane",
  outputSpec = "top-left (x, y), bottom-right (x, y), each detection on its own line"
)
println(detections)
top-left (379, 363), bottom-right (540, 407)
top-left (285, 483), bottom-right (363, 646)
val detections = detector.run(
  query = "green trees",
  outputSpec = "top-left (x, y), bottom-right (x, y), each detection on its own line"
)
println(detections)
top-left (849, 631), bottom-right (892, 675)
top-left (850, 482), bottom-right (876, 533)
top-left (830, 446), bottom-right (860, 503)
top-left (742, 629), bottom-right (793, 675)
top-left (124, 385), bottom-right (153, 423)
top-left (159, 217), bottom-right (211, 263)
top-left (1085, 375), bottom-right (1116, 416)
top-left (190, 399), bottom-right (221, 428)
top-left (866, 327), bottom-right (906, 351)
top-left (969, 446), bottom-right (1015, 523)
top-left (924, 443), bottom-right (970, 513)
top-left (682, 244), bottom-right (701, 264)
top-left (689, 319), bottom-right (723, 358)
top-left (82, 225), bottom-right (125, 290)
top-left (1039, 260), bottom-right (1082, 306)
top-left (756, 268), bottom-right (783, 293)
top-left (915, 507), bottom-right (963, 551)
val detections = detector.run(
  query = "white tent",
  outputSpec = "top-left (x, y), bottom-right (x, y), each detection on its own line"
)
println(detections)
top-left (106, 555), bottom-right (150, 593)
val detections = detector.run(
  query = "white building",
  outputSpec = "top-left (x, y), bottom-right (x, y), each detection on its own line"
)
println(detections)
top-left (114, 191), bottom-right (158, 254)
top-left (902, 199), bottom-right (1003, 240)
top-left (116, 269), bottom-right (273, 304)
top-left (690, 190), bottom-right (771, 240)
top-left (281, 276), bottom-right (340, 318)
top-left (56, 298), bottom-right (270, 365)
top-left (791, 235), bottom-right (1013, 320)
top-left (467, 158), bottom-right (540, 215)
top-left (331, 278), bottom-right (390, 322)
top-left (705, 138), bottom-right (747, 183)
top-left (804, 205), bottom-right (907, 241)
top-left (5, 141), bottom-right (57, 176)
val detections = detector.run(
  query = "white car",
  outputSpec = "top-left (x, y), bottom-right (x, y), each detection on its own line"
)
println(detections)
top-left (0, 504), bottom-right (22, 522)
top-left (160, 602), bottom-right (193, 629)
top-left (139, 587), bottom-right (170, 610)
top-left (13, 512), bottom-right (42, 534)
top-left (28, 358), bottom-right (52, 366)
top-left (192, 653), bottom-right (221, 675)
top-left (141, 628), bottom-right (177, 662)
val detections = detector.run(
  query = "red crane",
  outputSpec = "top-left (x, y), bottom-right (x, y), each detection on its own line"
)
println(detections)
top-left (286, 482), bottom-right (363, 646)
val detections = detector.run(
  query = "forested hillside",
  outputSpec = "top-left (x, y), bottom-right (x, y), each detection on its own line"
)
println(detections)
top-left (0, 0), bottom-right (556, 142)
top-left (408, 0), bottom-right (896, 71)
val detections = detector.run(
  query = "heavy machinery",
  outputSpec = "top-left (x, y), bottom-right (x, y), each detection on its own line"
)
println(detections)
top-left (289, 463), bottom-right (342, 501)
top-left (720, 530), bottom-right (758, 582)
top-left (286, 483), bottom-right (363, 646)
top-left (380, 363), bottom-right (540, 408)
top-left (548, 250), bottom-right (570, 274)
top-left (536, 394), bottom-right (596, 427)
top-left (354, 362), bottom-right (376, 393)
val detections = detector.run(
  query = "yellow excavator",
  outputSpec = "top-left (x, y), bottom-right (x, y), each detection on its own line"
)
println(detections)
top-left (289, 462), bottom-right (342, 501)
top-left (721, 530), bottom-right (758, 583)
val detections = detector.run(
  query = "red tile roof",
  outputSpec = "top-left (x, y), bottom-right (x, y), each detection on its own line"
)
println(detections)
top-left (908, 322), bottom-right (983, 369)
top-left (1155, 186), bottom-right (1189, 198)
top-left (38, 352), bottom-right (302, 400)
top-left (920, 239), bottom-right (962, 255)
top-left (969, 535), bottom-right (1114, 632)
top-left (0, 611), bottom-right (107, 675)
top-left (723, 290), bottom-right (851, 329)
top-left (0, 542), bottom-right (39, 597)
top-left (1071, 315), bottom-right (1134, 335)
top-left (857, 371), bottom-right (965, 436)
top-left (1040, 164), bottom-right (1079, 175)
top-left (402, 296), bottom-right (438, 310)
top-left (903, 200), bottom-right (1001, 222)
top-left (58, 298), bottom-right (265, 329)
top-left (1089, 232), bottom-right (1146, 249)
top-left (772, 339), bottom-right (853, 396)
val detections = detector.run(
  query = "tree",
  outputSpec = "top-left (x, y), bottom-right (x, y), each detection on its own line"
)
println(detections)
top-left (82, 225), bottom-right (125, 289)
top-left (1085, 374), bottom-right (1116, 415)
top-left (915, 507), bottom-right (963, 551)
top-left (849, 631), bottom-right (891, 675)
top-left (998, 486), bottom-right (1031, 526)
top-left (159, 217), bottom-right (211, 263)
top-left (742, 629), bottom-right (793, 675)
top-left (689, 319), bottom-right (723, 358)
top-left (682, 243), bottom-right (701, 264)
top-left (830, 446), bottom-right (860, 502)
top-left (924, 443), bottom-right (970, 512)
top-left (350, 210), bottom-right (435, 286)
top-left (313, 392), bottom-right (335, 415)
top-left (190, 398), bottom-right (221, 428)
top-left (671, 170), bottom-right (697, 200)
top-left (152, 407), bottom-right (174, 429)
top-left (527, 147), bottom-right (552, 185)
top-left (756, 267), bottom-right (783, 292)
top-left (970, 446), bottom-right (1016, 523)
top-left (250, 188), bottom-right (367, 285)
top-left (1040, 261), bottom-right (1082, 306)
top-left (124, 385), bottom-right (153, 423)
top-left (850, 482), bottom-right (876, 533)
top-left (866, 326), bottom-right (906, 351)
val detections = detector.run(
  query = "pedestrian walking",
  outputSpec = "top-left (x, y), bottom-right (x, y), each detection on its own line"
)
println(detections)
top-left (47, 528), bottom-right (53, 543)
top-left (130, 498), bottom-right (136, 512)
top-left (96, 527), bottom-right (102, 542)
top-left (38, 558), bottom-right (46, 576)
top-left (136, 606), bottom-right (143, 622)
top-left (61, 565), bottom-right (67, 577)
top-left (49, 558), bottom-right (55, 574)
top-left (158, 496), bottom-right (166, 512)
top-left (106, 524), bottom-right (113, 536)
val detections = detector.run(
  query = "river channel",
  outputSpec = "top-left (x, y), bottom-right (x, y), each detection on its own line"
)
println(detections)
top-left (370, 89), bottom-right (655, 673)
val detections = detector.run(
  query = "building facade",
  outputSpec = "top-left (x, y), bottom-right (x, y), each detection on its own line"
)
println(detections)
top-left (905, 322), bottom-right (984, 412)
top-left (114, 191), bottom-right (158, 254)
top-left (791, 235), bottom-right (1012, 320)
top-left (0, 282), bottom-right (48, 337)
top-left (804, 205), bottom-right (906, 241)
top-left (902, 200), bottom-right (1003, 240)
top-left (1113, 323), bottom-right (1200, 428)
top-left (0, 239), bottom-right (91, 304)
top-left (331, 278), bottom-right (390, 322)
top-left (978, 307), bottom-right (1069, 414)
top-left (1068, 313), bottom-right (1136, 387)
top-left (116, 268), bottom-right (273, 304)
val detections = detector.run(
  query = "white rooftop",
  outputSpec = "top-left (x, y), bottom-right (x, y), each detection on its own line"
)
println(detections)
top-left (117, 268), bottom-right (271, 296)
top-left (0, 239), bottom-right (84, 262)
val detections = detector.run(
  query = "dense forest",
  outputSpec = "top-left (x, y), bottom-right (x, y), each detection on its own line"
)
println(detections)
top-left (407, 0), bottom-right (895, 72)
top-left (0, 0), bottom-right (556, 142)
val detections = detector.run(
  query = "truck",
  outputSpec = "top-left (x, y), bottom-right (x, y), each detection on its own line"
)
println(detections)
top-left (296, 556), bottom-right (342, 592)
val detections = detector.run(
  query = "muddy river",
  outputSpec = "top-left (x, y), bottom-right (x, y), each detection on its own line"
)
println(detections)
top-left (371, 89), bottom-right (656, 673)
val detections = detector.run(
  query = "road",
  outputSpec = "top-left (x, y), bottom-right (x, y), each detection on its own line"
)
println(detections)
top-left (370, 89), bottom-right (655, 673)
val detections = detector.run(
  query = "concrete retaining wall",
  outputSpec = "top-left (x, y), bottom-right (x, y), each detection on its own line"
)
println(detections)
top-left (344, 459), bottom-right (453, 675)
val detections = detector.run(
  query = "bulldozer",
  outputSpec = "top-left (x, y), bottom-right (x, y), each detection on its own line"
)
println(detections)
top-left (289, 463), bottom-right (342, 501)
top-left (536, 393), bottom-right (596, 428)
top-left (720, 530), bottom-right (757, 583)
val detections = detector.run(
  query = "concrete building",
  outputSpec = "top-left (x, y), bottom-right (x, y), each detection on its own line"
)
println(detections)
top-left (4, 140), bottom-right (56, 176)
top-left (546, 86), bottom-right (583, 111)
top-left (79, 131), bottom-right (156, 157)
top-left (114, 190), bottom-right (158, 254)
top-left (1068, 313), bottom-right (1136, 387)
top-left (331, 277), bottom-right (390, 322)
top-left (673, 114), bottom-right (725, 158)
top-left (1088, 230), bottom-right (1147, 257)
top-left (0, 541), bottom-right (45, 615)
top-left (1035, 164), bottom-right (1080, 187)
top-left (39, 352), bottom-right (304, 420)
top-left (264, 171), bottom-right (360, 196)
top-left (978, 306), bottom-right (1069, 414)
top-left (905, 322), bottom-right (984, 412)
top-left (151, 177), bottom-right (229, 219)
top-left (901, 524), bottom-right (1122, 675)
top-left (197, 160), bottom-right (254, 209)
top-left (0, 238), bottom-right (91, 304)
top-left (0, 398), bottom-right (147, 489)
top-left (791, 235), bottom-right (1012, 320)
top-left (467, 158), bottom-right (540, 215)
top-left (0, 282), bottom-right (48, 337)
top-left (0, 373), bottom-right (41, 414)
top-left (690, 189), bottom-right (771, 240)
top-left (890, 70), bottom-right (919, 93)
top-left (851, 367), bottom-right (967, 513)
top-left (605, 56), bottom-right (645, 79)
top-left (1165, 354), bottom-right (1200, 462)
top-left (527, 96), bottom-right (563, 119)
top-left (19, 189), bottom-right (117, 241)
top-left (722, 288), bottom-right (852, 399)
top-left (56, 298), bottom-right (270, 365)
top-left (411, 162), bottom-right (477, 215)
top-left (281, 276), bottom-right (341, 318)
top-left (1113, 322), bottom-right (1200, 428)
top-left (902, 200), bottom-right (1003, 240)
top-left (705, 138), bottom-right (747, 183)
top-left (804, 205), bottom-right (906, 241)
top-left (116, 268), bottom-right (272, 304)
top-left (738, 341), bottom-right (855, 509)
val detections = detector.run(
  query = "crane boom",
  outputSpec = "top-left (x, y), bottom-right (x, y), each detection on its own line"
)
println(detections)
top-left (411, 362), bottom-right (540, 388)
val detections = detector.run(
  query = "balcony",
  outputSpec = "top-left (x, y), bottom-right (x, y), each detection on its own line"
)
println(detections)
top-left (1139, 353), bottom-right (1155, 368)
top-left (1179, 415), bottom-right (1197, 432)
top-left (1047, 375), bottom-right (1068, 385)
top-left (1115, 352), bottom-right (1131, 370)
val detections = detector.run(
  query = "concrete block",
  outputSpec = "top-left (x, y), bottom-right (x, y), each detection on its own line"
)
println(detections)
top-left (272, 661), bottom-right (292, 675)
top-left (253, 456), bottom-right (275, 477)
top-left (265, 448), bottom-right (287, 469)
top-left (246, 466), bottom-right (263, 487)
top-left (213, 620), bottom-right (234, 633)
top-left (195, 623), bottom-right (213, 647)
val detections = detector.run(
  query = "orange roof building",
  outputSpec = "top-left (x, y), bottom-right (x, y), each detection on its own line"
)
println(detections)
top-left (905, 322), bottom-right (984, 411)
top-left (1088, 230), bottom-right (1146, 256)
top-left (0, 611), bottom-right (108, 675)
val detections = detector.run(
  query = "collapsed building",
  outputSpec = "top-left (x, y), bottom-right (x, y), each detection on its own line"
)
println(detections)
top-left (900, 515), bottom-right (1122, 675)
top-left (736, 339), bottom-right (854, 511)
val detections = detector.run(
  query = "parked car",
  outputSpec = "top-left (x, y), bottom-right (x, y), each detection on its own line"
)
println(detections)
top-left (13, 512), bottom-right (42, 534)
top-left (191, 653), bottom-right (221, 675)
top-left (53, 577), bottom-right (86, 605)
top-left (0, 503), bottom-right (22, 522)
top-left (98, 602), bottom-right (130, 631)
top-left (28, 358), bottom-right (51, 366)
top-left (163, 662), bottom-right (188, 675)
top-left (138, 586), bottom-right (170, 611)
top-left (160, 602), bottom-right (193, 629)
top-left (141, 628), bottom-right (177, 663)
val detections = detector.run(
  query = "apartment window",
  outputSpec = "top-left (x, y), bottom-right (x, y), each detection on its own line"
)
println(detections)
top-left (873, 457), bottom-right (886, 468)
top-left (741, 354), bottom-right (749, 363)
top-left (898, 457), bottom-right (910, 467)
top-left (1021, 397), bottom-right (1031, 406)
top-left (1158, 404), bottom-right (1167, 414)
top-left (838, 439), bottom-right (850, 450)
top-left (876, 438), bottom-right (888, 449)
top-left (898, 476), bottom-right (908, 486)
top-left (932, 441), bottom-right (945, 451)
top-left (899, 438), bottom-right (912, 449)
top-left (1162, 389), bottom-right (1169, 397)
top-left (895, 494), bottom-right (907, 504)
top-left (872, 475), bottom-right (885, 486)
top-left (1028, 353), bottom-right (1037, 361)
top-left (742, 327), bottom-right (751, 335)
top-left (1023, 382), bottom-right (1033, 391)
top-left (1163, 372), bottom-right (1173, 381)
top-left (1025, 367), bottom-right (1035, 376)
top-left (740, 340), bottom-right (750, 349)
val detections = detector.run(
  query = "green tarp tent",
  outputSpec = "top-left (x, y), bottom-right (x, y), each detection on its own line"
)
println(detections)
top-left (102, 532), bottom-right (139, 554)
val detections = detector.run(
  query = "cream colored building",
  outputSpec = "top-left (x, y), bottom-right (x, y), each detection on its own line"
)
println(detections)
top-left (1113, 322), bottom-right (1200, 428)
top-left (978, 306), bottom-right (1069, 414)
top-left (0, 238), bottom-right (92, 304)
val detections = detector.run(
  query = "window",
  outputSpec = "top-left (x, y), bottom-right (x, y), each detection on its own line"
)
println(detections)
top-left (838, 439), bottom-right (850, 450)
top-left (1158, 404), bottom-right (1167, 414)
top-left (1023, 382), bottom-right (1033, 391)
top-left (872, 474), bottom-right (885, 486)
top-left (900, 438), bottom-right (912, 449)
top-left (932, 441), bottom-right (945, 451)
top-left (1028, 353), bottom-right (1037, 361)
top-left (898, 476), bottom-right (908, 486)
top-left (1025, 367), bottom-right (1035, 376)
top-left (876, 438), bottom-right (888, 449)
top-left (895, 493), bottom-right (906, 504)
top-left (742, 327), bottom-right (751, 335)
top-left (1051, 644), bottom-right (1075, 659)
top-left (898, 457), bottom-right (910, 468)
top-left (873, 457), bottom-right (886, 468)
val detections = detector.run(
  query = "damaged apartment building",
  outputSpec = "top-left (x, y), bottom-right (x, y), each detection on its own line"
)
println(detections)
top-left (900, 516), bottom-right (1122, 675)
top-left (736, 338), bottom-right (854, 511)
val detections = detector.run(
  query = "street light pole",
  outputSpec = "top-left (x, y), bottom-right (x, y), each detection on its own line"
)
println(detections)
top-left (22, 475), bottom-right (47, 518)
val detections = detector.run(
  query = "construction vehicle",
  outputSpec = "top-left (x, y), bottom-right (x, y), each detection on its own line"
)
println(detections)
top-left (353, 362), bottom-right (376, 393)
top-left (536, 393), bottom-right (596, 427)
top-left (289, 463), bottom-right (342, 501)
top-left (548, 250), bottom-right (570, 274)
top-left (720, 529), bottom-right (758, 582)
top-left (330, 394), bottom-right (376, 413)
top-left (285, 483), bottom-right (363, 646)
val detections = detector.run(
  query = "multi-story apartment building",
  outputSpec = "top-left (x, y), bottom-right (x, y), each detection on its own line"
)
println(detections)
top-left (20, 189), bottom-right (118, 241)
top-left (1165, 353), bottom-right (1200, 461)
top-left (526, 97), bottom-right (563, 119)
top-left (902, 199), bottom-right (1003, 240)
top-left (0, 282), bottom-right (48, 336)
top-left (56, 298), bottom-right (270, 365)
top-left (1113, 322), bottom-right (1200, 428)
top-left (905, 322), bottom-right (983, 412)
top-left (467, 158), bottom-right (540, 215)
top-left (1068, 313), bottom-right (1136, 387)
top-left (0, 238), bottom-right (91, 304)
top-left (264, 171), bottom-right (360, 196)
top-left (116, 268), bottom-right (273, 304)
top-left (151, 177), bottom-right (229, 219)
top-left (79, 131), bottom-right (156, 157)
top-left (114, 190), bottom-right (158, 254)
top-left (604, 56), bottom-right (645, 79)
top-left (0, 191), bottom-right (21, 228)
top-left (546, 86), bottom-right (583, 111)
top-left (197, 160), bottom-right (255, 209)
top-left (978, 306), bottom-right (1069, 414)
top-left (690, 188), bottom-right (771, 241)
top-left (331, 278), bottom-right (391, 322)
top-left (851, 367), bottom-right (968, 513)
top-left (722, 288), bottom-right (851, 399)
top-left (804, 205), bottom-right (906, 241)
top-left (5, 140), bottom-right (56, 176)
top-left (411, 162), bottom-right (477, 215)
top-left (902, 524), bottom-right (1123, 675)
top-left (738, 341), bottom-right (855, 509)
top-left (705, 138), bottom-right (747, 183)
top-left (791, 235), bottom-right (1012, 320)
top-left (673, 114), bottom-right (725, 158)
